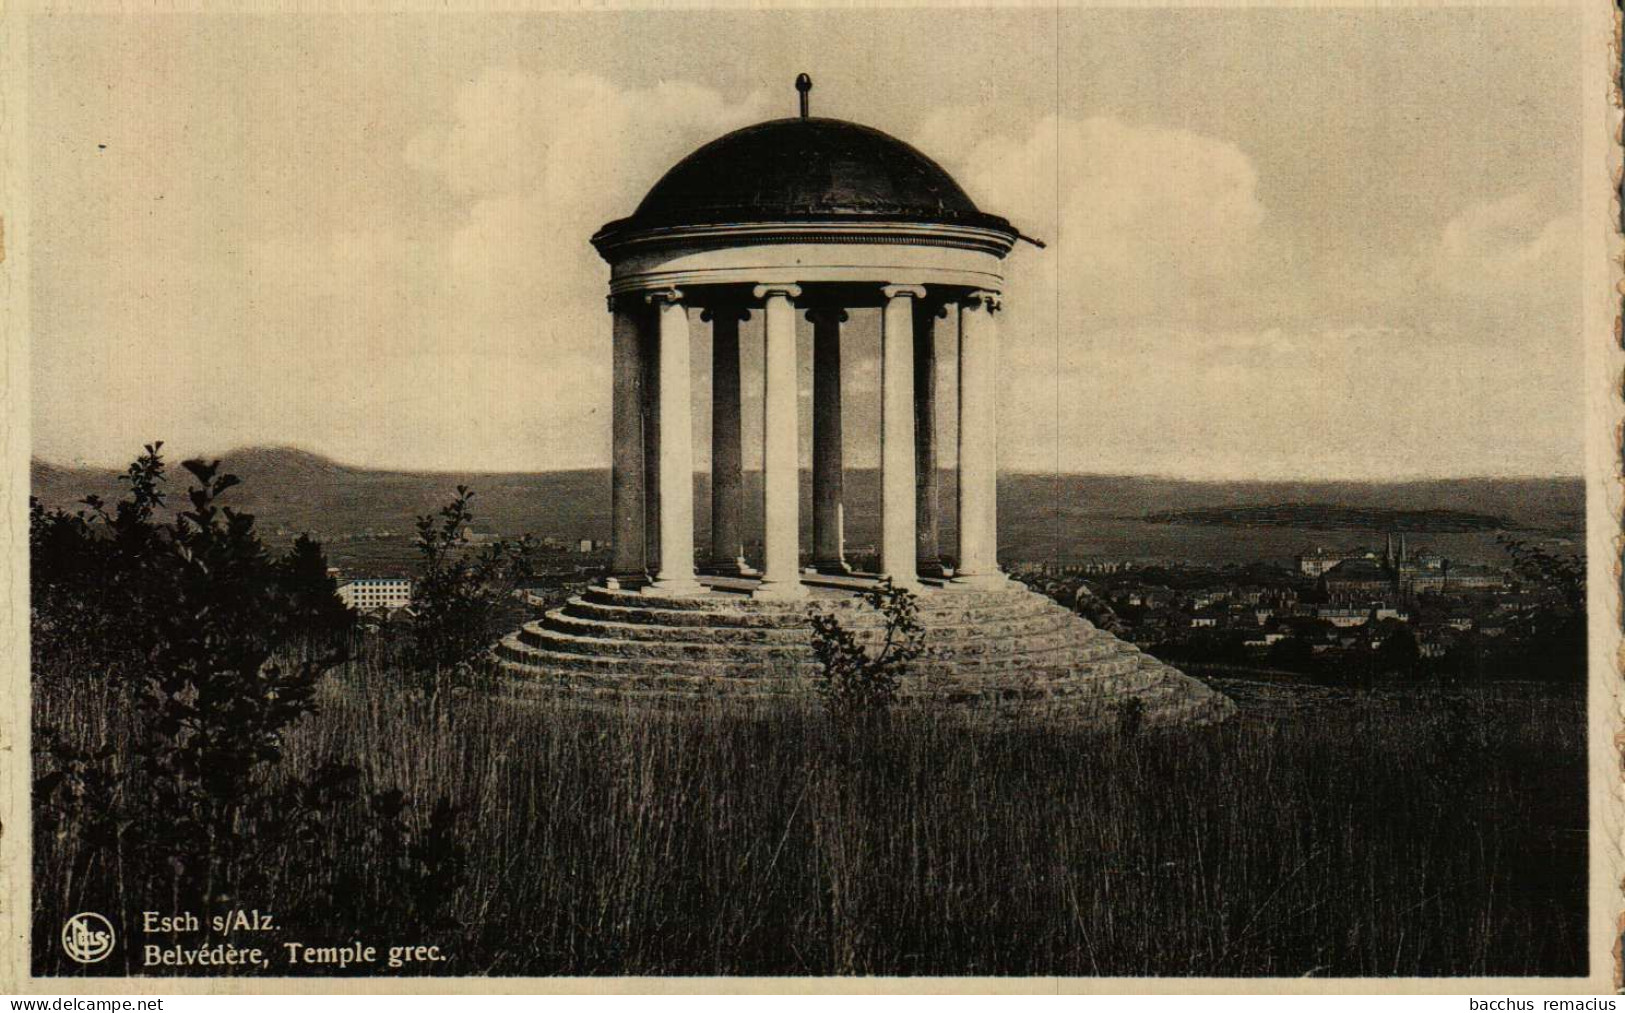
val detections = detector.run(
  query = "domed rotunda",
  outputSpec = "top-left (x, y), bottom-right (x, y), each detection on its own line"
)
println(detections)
top-left (496, 77), bottom-right (1233, 725)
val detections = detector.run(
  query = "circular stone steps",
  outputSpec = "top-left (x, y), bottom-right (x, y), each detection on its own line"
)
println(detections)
top-left (543, 607), bottom-right (1077, 645)
top-left (559, 591), bottom-right (1059, 630)
top-left (494, 581), bottom-right (1234, 726)
top-left (517, 616), bottom-right (1086, 662)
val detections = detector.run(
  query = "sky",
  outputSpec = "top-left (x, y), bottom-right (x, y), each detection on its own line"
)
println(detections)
top-left (27, 8), bottom-right (1585, 479)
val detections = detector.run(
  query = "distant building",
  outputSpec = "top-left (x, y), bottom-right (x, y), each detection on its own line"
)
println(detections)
top-left (1317, 606), bottom-right (1371, 628)
top-left (1186, 589), bottom-right (1230, 610)
top-left (1323, 559), bottom-right (1391, 596)
top-left (337, 577), bottom-right (412, 612)
top-left (1420, 564), bottom-right (1507, 593)
top-left (1297, 547), bottom-right (1351, 577)
top-left (1323, 532), bottom-right (1507, 599)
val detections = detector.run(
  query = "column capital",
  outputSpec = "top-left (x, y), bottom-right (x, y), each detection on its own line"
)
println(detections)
top-left (804, 305), bottom-right (849, 325)
top-left (643, 286), bottom-right (685, 307)
top-left (881, 284), bottom-right (929, 300)
top-left (752, 283), bottom-right (803, 301)
top-left (700, 305), bottom-right (752, 323)
top-left (963, 289), bottom-right (1003, 313)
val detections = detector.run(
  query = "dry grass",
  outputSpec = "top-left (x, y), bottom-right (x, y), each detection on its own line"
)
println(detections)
top-left (34, 663), bottom-right (1586, 978)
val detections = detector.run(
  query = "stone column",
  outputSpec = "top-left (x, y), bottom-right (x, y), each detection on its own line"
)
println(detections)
top-left (608, 296), bottom-right (647, 583)
top-left (955, 290), bottom-right (1007, 589)
top-left (880, 284), bottom-right (925, 588)
top-left (644, 287), bottom-right (703, 596)
top-left (913, 298), bottom-right (945, 578)
top-left (753, 284), bottom-right (807, 600)
top-left (706, 305), bottom-right (754, 576)
top-left (808, 305), bottom-right (849, 574)
top-left (639, 311), bottom-right (661, 575)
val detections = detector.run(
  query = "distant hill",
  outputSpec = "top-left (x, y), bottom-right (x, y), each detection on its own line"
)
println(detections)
top-left (30, 447), bottom-right (611, 540)
top-left (999, 473), bottom-right (1583, 529)
top-left (1143, 504), bottom-right (1514, 532)
top-left (31, 448), bottom-right (1585, 565)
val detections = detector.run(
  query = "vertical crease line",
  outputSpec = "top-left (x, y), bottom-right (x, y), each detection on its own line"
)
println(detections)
top-left (1052, 0), bottom-right (1063, 573)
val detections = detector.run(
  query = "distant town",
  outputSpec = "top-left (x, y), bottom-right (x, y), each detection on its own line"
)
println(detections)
top-left (30, 448), bottom-right (1584, 682)
top-left (1011, 531), bottom-right (1581, 682)
top-left (320, 517), bottom-right (1581, 683)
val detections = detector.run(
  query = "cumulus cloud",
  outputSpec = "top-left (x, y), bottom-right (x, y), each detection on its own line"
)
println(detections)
top-left (422, 71), bottom-right (770, 206)
top-left (236, 68), bottom-right (773, 471)
top-left (29, 49), bottom-right (1582, 480)
top-left (1427, 190), bottom-right (1578, 313)
top-left (386, 69), bottom-right (773, 469)
top-left (42, 67), bottom-right (775, 472)
top-left (915, 111), bottom-right (1268, 324)
top-left (902, 112), bottom-right (1580, 480)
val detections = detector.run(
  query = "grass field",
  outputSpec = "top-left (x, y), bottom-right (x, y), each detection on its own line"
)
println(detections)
top-left (34, 661), bottom-right (1587, 979)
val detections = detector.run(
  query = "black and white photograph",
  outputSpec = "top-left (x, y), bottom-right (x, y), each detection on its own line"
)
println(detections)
top-left (1, 0), bottom-right (1617, 992)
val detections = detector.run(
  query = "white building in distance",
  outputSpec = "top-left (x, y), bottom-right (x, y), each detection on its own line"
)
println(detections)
top-left (337, 577), bottom-right (412, 612)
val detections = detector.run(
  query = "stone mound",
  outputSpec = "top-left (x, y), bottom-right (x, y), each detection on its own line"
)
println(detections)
top-left (494, 581), bottom-right (1235, 726)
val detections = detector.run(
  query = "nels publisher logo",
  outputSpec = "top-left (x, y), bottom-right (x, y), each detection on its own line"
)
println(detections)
top-left (61, 912), bottom-right (116, 964)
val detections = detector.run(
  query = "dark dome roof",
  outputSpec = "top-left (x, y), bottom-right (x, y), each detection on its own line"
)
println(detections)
top-left (594, 117), bottom-right (1016, 244)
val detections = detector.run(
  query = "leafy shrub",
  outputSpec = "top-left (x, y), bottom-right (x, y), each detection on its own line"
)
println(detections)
top-left (30, 445), bottom-right (467, 974)
top-left (406, 486), bottom-right (534, 693)
top-left (809, 578), bottom-right (924, 721)
top-left (1373, 624), bottom-right (1422, 677)
top-left (1496, 534), bottom-right (1586, 681)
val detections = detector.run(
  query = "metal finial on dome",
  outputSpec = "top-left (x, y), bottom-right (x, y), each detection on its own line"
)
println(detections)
top-left (795, 74), bottom-right (812, 119)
